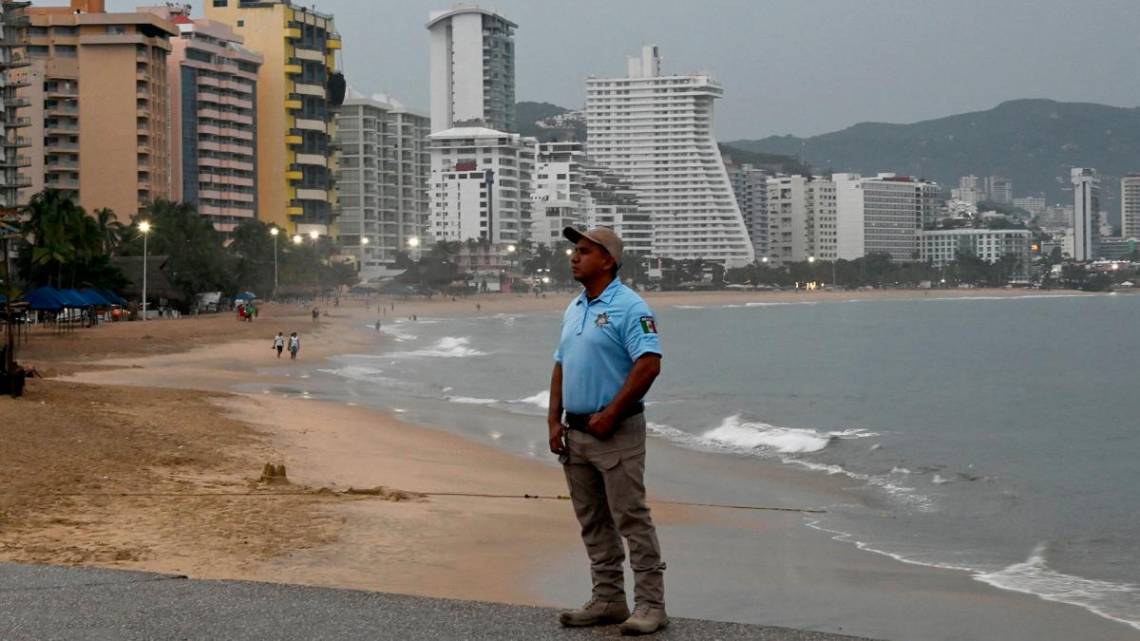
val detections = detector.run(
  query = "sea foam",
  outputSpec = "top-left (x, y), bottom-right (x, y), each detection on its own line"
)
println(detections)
top-left (386, 336), bottom-right (486, 359)
top-left (975, 544), bottom-right (1140, 631)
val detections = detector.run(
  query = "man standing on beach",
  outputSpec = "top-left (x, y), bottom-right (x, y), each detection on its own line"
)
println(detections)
top-left (548, 226), bottom-right (667, 635)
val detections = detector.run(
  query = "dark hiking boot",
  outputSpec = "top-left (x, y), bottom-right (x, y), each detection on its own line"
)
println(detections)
top-left (558, 597), bottom-right (630, 627)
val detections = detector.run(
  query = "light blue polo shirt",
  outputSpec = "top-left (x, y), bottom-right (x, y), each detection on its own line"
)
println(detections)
top-left (554, 278), bottom-right (662, 415)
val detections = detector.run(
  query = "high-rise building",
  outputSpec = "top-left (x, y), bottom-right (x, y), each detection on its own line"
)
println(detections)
top-left (582, 161), bottom-right (651, 258)
top-left (1121, 174), bottom-right (1140, 241)
top-left (530, 140), bottom-right (650, 257)
top-left (951, 175), bottom-right (982, 206)
top-left (428, 126), bottom-right (534, 246)
top-left (985, 175), bottom-right (1013, 204)
top-left (1012, 195), bottom-right (1046, 218)
top-left (531, 141), bottom-right (587, 247)
top-left (807, 177), bottom-right (837, 261)
top-left (144, 5), bottom-right (261, 234)
top-left (0, 1), bottom-right (31, 210)
top-left (919, 228), bottom-right (1031, 277)
top-left (726, 160), bottom-right (770, 260)
top-left (834, 173), bottom-right (939, 261)
top-left (765, 175), bottom-right (807, 266)
top-left (204, 0), bottom-right (342, 237)
top-left (586, 45), bottom-right (753, 266)
top-left (335, 91), bottom-right (431, 275)
top-left (1071, 168), bottom-right (1100, 262)
top-left (427, 5), bottom-right (516, 133)
top-left (16, 0), bottom-right (175, 220)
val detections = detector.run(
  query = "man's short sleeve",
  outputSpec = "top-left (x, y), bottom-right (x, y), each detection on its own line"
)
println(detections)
top-left (623, 299), bottom-right (662, 362)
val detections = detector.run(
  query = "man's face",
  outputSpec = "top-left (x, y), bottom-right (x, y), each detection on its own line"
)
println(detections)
top-left (570, 238), bottom-right (614, 283)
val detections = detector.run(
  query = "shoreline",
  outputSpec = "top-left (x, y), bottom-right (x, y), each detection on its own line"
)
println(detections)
top-left (4, 293), bottom-right (1137, 640)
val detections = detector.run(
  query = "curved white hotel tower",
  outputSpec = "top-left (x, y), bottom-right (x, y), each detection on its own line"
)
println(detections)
top-left (586, 46), bottom-right (754, 265)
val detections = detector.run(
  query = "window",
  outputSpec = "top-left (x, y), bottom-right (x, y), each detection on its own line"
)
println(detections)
top-left (212, 0), bottom-right (228, 6)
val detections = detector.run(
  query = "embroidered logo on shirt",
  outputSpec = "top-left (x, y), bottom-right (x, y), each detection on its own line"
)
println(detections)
top-left (595, 312), bottom-right (610, 328)
top-left (639, 316), bottom-right (658, 334)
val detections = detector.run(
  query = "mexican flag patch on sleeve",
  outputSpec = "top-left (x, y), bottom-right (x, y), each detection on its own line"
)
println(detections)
top-left (639, 316), bottom-right (658, 334)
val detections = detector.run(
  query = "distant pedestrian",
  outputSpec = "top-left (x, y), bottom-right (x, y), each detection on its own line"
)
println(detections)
top-left (272, 332), bottom-right (285, 359)
top-left (550, 226), bottom-right (667, 634)
top-left (375, 320), bottom-right (381, 332)
top-left (311, 307), bottom-right (320, 324)
top-left (288, 332), bottom-right (300, 360)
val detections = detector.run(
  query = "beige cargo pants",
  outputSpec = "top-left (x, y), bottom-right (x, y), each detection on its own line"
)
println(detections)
top-left (562, 413), bottom-right (666, 608)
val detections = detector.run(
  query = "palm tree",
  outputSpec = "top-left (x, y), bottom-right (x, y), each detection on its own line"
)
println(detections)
top-left (21, 190), bottom-right (85, 287)
top-left (92, 207), bottom-right (123, 254)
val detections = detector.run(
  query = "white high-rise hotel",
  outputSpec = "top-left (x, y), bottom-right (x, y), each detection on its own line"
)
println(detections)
top-left (1071, 168), bottom-right (1100, 262)
top-left (426, 5), bottom-right (532, 249)
top-left (586, 46), bottom-right (754, 265)
top-left (427, 5), bottom-right (516, 133)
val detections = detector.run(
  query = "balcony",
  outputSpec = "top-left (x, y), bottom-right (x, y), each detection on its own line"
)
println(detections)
top-left (285, 27), bottom-right (302, 40)
top-left (46, 84), bottom-right (78, 98)
top-left (3, 115), bottom-right (30, 128)
top-left (285, 169), bottom-right (303, 181)
top-left (286, 206), bottom-right (303, 216)
top-left (294, 118), bottom-right (326, 133)
top-left (293, 82), bottom-right (324, 97)
top-left (0, 155), bottom-right (30, 168)
top-left (286, 134), bottom-right (303, 146)
top-left (285, 98), bottom-right (302, 110)
top-left (295, 188), bottom-right (328, 201)
top-left (284, 63), bottom-right (302, 75)
top-left (327, 34), bottom-right (341, 50)
top-left (44, 177), bottom-right (79, 190)
top-left (295, 153), bottom-right (326, 167)
top-left (293, 47), bottom-right (324, 63)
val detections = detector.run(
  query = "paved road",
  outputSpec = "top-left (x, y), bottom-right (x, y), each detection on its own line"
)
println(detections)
top-left (0, 563), bottom-right (882, 640)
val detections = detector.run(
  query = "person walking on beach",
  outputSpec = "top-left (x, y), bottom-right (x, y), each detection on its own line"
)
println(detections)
top-left (548, 226), bottom-right (667, 635)
top-left (272, 332), bottom-right (285, 359)
top-left (288, 332), bottom-right (300, 360)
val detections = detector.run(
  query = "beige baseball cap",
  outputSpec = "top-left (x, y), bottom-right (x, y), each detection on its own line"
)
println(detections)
top-left (563, 226), bottom-right (624, 268)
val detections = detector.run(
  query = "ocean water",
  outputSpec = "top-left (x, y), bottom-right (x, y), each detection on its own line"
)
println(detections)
top-left (276, 293), bottom-right (1140, 630)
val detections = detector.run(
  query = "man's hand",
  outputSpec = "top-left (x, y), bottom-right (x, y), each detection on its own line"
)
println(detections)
top-left (586, 409), bottom-right (619, 440)
top-left (548, 420), bottom-right (568, 456)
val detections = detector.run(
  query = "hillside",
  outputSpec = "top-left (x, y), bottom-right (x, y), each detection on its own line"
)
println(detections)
top-left (729, 99), bottom-right (1140, 212)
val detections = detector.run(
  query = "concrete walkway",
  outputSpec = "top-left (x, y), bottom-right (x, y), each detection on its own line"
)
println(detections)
top-left (0, 563), bottom-right (883, 640)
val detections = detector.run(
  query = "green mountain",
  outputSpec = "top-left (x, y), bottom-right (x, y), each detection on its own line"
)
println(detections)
top-left (516, 101), bottom-right (585, 141)
top-left (515, 101), bottom-right (809, 174)
top-left (729, 99), bottom-right (1140, 214)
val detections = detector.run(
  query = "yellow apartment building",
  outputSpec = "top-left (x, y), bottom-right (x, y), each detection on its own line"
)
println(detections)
top-left (204, 0), bottom-right (341, 237)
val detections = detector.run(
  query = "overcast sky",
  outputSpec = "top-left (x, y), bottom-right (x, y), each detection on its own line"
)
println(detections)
top-left (85, 0), bottom-right (1140, 140)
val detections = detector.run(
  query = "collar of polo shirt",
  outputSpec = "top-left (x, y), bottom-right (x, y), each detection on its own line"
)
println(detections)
top-left (576, 277), bottom-right (623, 306)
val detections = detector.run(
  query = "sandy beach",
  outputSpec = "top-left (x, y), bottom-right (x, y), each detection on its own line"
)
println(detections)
top-left (2, 289), bottom-right (1136, 640)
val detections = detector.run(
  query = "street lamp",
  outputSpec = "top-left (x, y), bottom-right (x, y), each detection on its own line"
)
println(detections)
top-left (309, 230), bottom-right (319, 241)
top-left (292, 234), bottom-right (303, 245)
top-left (507, 243), bottom-right (517, 271)
top-left (360, 235), bottom-right (370, 272)
top-left (269, 227), bottom-right (279, 297)
top-left (138, 221), bottom-right (151, 321)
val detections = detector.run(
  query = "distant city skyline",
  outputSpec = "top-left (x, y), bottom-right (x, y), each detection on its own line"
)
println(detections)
top-left (79, 0), bottom-right (1140, 140)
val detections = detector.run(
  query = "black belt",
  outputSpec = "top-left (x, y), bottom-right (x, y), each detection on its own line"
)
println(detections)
top-left (564, 402), bottom-right (644, 432)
